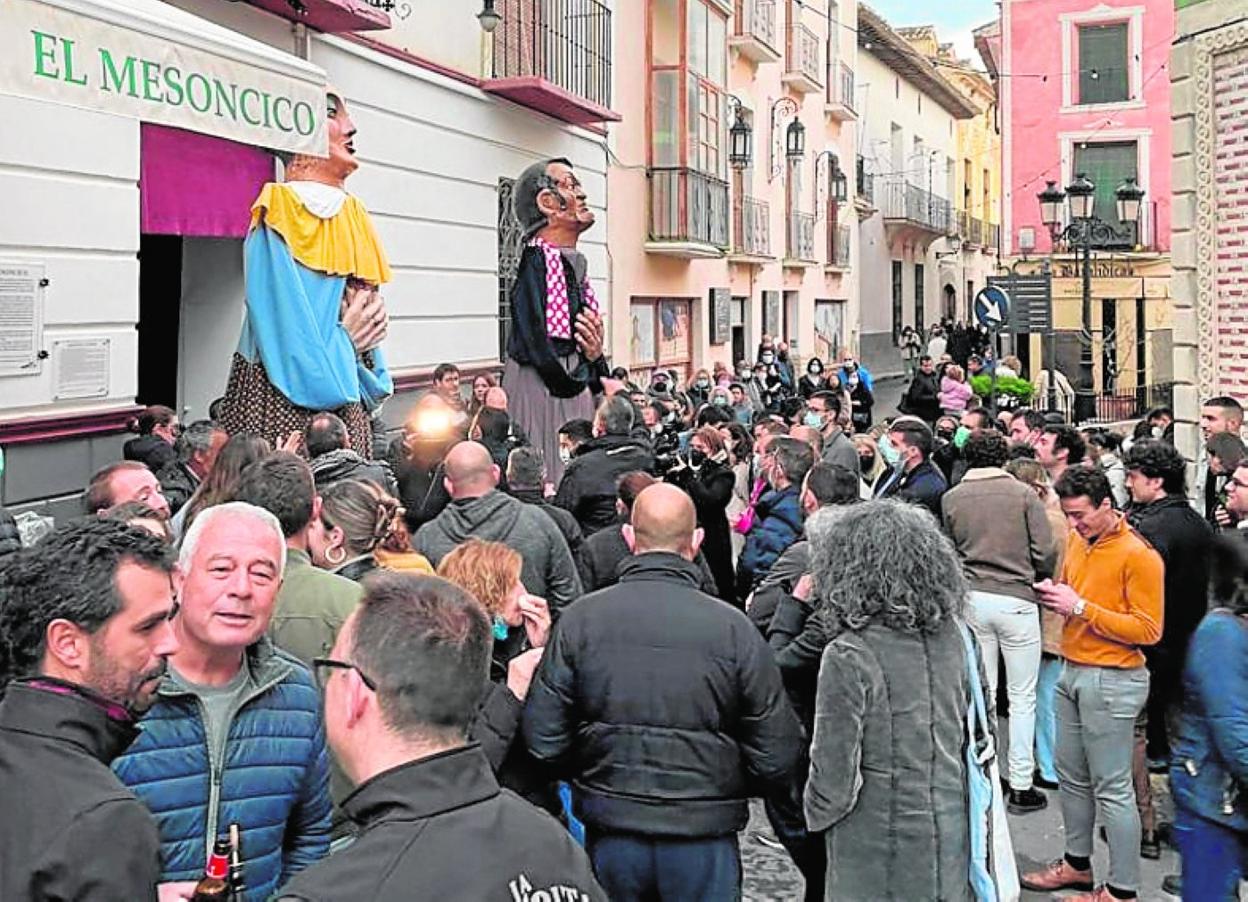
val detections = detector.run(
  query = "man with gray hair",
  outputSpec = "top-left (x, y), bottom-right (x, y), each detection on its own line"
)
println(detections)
top-left (554, 394), bottom-right (656, 536)
top-left (415, 442), bottom-right (582, 610)
top-left (155, 419), bottom-right (227, 515)
top-left (113, 501), bottom-right (332, 900)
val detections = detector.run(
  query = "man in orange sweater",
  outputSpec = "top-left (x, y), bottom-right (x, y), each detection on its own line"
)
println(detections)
top-left (1021, 467), bottom-right (1163, 902)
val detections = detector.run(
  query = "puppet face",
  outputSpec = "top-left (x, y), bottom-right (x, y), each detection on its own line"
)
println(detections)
top-left (537, 161), bottom-right (595, 235)
top-left (286, 92), bottom-right (358, 186)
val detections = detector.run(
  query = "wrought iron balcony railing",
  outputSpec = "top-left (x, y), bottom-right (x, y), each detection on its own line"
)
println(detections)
top-left (856, 156), bottom-right (874, 204)
top-left (827, 222), bottom-right (850, 267)
top-left (649, 167), bottom-right (731, 249)
top-left (881, 178), bottom-right (953, 235)
top-left (731, 0), bottom-right (779, 61)
top-left (783, 22), bottom-right (822, 92)
top-left (786, 211), bottom-right (817, 261)
top-left (733, 195), bottom-right (771, 257)
top-left (492, 0), bottom-right (612, 110)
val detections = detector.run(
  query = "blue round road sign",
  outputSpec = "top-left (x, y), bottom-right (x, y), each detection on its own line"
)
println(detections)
top-left (974, 286), bottom-right (1010, 330)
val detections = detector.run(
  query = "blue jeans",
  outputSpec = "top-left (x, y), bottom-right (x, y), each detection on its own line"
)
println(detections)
top-left (587, 831), bottom-right (741, 902)
top-left (1034, 654), bottom-right (1062, 784)
top-left (1174, 806), bottom-right (1248, 901)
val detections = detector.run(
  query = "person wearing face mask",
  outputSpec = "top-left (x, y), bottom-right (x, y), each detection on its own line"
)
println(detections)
top-left (736, 437), bottom-right (815, 604)
top-left (837, 353), bottom-right (874, 395)
top-left (774, 341), bottom-right (796, 390)
top-left (932, 408), bottom-right (992, 487)
top-left (844, 368), bottom-right (874, 432)
top-left (805, 392), bottom-right (862, 481)
top-left (737, 360), bottom-right (765, 411)
top-left (872, 419), bottom-right (948, 518)
top-left (665, 427), bottom-right (738, 601)
top-left (687, 369), bottom-right (713, 407)
top-left (798, 358), bottom-right (827, 399)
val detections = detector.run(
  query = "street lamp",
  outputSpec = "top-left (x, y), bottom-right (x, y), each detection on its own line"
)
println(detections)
top-left (786, 119), bottom-right (806, 160)
top-left (477, 0), bottom-right (502, 32)
top-left (768, 96), bottom-right (800, 181)
top-left (727, 97), bottom-right (752, 171)
top-left (1036, 172), bottom-right (1145, 423)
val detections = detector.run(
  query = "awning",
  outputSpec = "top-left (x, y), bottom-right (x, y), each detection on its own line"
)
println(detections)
top-left (0, 0), bottom-right (329, 155)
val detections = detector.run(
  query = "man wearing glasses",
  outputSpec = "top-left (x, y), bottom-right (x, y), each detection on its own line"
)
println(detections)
top-left (113, 502), bottom-right (332, 901)
top-left (278, 573), bottom-right (604, 902)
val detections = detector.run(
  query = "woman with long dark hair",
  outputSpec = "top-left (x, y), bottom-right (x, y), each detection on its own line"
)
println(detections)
top-left (176, 433), bottom-right (271, 537)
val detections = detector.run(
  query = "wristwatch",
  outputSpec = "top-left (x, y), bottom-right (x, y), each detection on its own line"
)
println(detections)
top-left (1072, 598), bottom-right (1087, 618)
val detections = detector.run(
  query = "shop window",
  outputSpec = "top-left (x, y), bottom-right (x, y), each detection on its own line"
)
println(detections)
top-left (631, 297), bottom-right (693, 383)
top-left (1078, 23), bottom-right (1129, 105)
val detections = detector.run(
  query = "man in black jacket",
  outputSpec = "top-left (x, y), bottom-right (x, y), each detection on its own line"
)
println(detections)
top-left (277, 572), bottom-right (603, 902)
top-left (306, 410), bottom-right (399, 495)
top-left (554, 394), bottom-right (655, 535)
top-left (898, 355), bottom-right (942, 424)
top-left (0, 519), bottom-right (179, 901)
top-left (523, 484), bottom-right (802, 901)
top-left (1125, 439), bottom-right (1214, 852)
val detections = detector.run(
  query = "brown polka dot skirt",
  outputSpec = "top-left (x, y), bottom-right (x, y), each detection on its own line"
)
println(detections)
top-left (219, 354), bottom-right (373, 457)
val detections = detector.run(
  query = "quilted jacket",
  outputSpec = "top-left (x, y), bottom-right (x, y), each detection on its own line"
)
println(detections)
top-left (113, 640), bottom-right (331, 901)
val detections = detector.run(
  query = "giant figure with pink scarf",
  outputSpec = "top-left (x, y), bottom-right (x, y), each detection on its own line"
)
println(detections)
top-left (504, 158), bottom-right (607, 484)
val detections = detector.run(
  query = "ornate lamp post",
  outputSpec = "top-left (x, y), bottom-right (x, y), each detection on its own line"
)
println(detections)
top-left (727, 97), bottom-right (753, 171)
top-left (768, 97), bottom-right (801, 181)
top-left (1037, 174), bottom-right (1145, 423)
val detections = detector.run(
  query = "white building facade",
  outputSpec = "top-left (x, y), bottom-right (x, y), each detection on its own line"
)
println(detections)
top-left (0, 0), bottom-right (615, 517)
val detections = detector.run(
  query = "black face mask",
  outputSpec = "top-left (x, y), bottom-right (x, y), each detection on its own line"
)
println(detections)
top-left (860, 454), bottom-right (876, 471)
top-left (937, 428), bottom-right (955, 442)
top-left (689, 448), bottom-right (708, 467)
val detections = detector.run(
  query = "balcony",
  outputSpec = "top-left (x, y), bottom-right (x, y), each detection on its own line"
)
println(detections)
top-left (782, 23), bottom-right (823, 94)
top-left (486, 0), bottom-right (620, 127)
top-left (730, 0), bottom-right (781, 63)
top-left (826, 223), bottom-right (851, 270)
top-left (825, 62), bottom-right (856, 121)
top-left (785, 212), bottom-right (817, 265)
top-left (730, 195), bottom-right (773, 262)
top-left (856, 156), bottom-right (876, 214)
top-left (241, 0), bottom-right (389, 32)
top-left (986, 222), bottom-right (1001, 253)
top-left (646, 168), bottom-right (730, 258)
top-left (881, 178), bottom-right (954, 245)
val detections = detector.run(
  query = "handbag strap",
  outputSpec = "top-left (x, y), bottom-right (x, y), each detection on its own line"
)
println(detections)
top-left (956, 619), bottom-right (995, 765)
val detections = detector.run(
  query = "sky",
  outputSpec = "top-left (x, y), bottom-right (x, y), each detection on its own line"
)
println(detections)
top-left (863, 0), bottom-right (999, 67)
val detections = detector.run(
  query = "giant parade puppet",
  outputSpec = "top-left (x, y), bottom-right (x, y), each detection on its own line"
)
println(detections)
top-left (219, 91), bottom-right (392, 454)
top-left (505, 158), bottom-right (607, 484)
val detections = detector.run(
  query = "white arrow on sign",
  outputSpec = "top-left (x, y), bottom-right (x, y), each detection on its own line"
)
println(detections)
top-left (980, 295), bottom-right (1005, 325)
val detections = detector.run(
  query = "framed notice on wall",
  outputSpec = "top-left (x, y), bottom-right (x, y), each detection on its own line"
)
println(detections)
top-left (0, 261), bottom-right (45, 377)
top-left (763, 291), bottom-right (781, 339)
top-left (709, 288), bottom-right (731, 345)
top-left (53, 338), bottom-right (110, 400)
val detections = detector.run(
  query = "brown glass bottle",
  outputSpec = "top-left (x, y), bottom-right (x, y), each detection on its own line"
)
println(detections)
top-left (191, 839), bottom-right (232, 901)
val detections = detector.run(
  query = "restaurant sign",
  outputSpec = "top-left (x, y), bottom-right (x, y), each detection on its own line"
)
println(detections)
top-left (0, 0), bottom-right (327, 154)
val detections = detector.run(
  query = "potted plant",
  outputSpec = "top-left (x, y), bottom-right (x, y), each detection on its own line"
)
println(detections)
top-left (970, 374), bottom-right (1035, 410)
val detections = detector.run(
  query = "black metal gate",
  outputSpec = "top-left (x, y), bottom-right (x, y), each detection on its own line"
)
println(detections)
top-left (497, 178), bottom-right (524, 361)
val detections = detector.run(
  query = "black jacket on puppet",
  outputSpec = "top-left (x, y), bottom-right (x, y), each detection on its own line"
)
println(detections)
top-left (276, 744), bottom-right (604, 902)
top-left (664, 456), bottom-right (737, 601)
top-left (507, 245), bottom-right (608, 399)
top-left (576, 523), bottom-right (720, 595)
top-left (554, 434), bottom-right (655, 535)
top-left (522, 553), bottom-right (803, 839)
top-left (0, 681), bottom-right (163, 901)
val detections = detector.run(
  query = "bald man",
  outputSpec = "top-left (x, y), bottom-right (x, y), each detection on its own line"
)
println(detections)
top-left (413, 442), bottom-right (581, 609)
top-left (523, 484), bottom-right (802, 902)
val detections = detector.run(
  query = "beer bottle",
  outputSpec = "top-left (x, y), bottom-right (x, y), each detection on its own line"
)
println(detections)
top-left (191, 839), bottom-right (232, 901)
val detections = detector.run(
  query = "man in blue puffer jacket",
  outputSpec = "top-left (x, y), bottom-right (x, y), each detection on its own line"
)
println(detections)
top-left (737, 436), bottom-right (813, 604)
top-left (114, 502), bottom-right (331, 901)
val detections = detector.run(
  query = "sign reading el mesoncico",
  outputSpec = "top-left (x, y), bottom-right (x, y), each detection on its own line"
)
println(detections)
top-left (0, 0), bottom-right (328, 155)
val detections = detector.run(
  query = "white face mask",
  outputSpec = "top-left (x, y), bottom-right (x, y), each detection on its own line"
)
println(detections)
top-left (559, 447), bottom-right (572, 464)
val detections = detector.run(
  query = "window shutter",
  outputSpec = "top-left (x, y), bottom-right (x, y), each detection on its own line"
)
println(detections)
top-left (1078, 23), bottom-right (1130, 105)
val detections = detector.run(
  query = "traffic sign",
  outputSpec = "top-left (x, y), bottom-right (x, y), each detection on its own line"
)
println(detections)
top-left (974, 285), bottom-right (1010, 330)
top-left (987, 273), bottom-right (1053, 334)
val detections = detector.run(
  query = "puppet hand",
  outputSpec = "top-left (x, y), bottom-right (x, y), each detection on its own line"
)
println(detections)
top-left (575, 309), bottom-right (604, 362)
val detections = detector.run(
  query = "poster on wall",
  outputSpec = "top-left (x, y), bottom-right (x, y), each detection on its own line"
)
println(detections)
top-left (0, 261), bottom-right (45, 377)
top-left (763, 291), bottom-right (781, 339)
top-left (709, 288), bottom-right (730, 345)
top-left (53, 338), bottom-right (110, 400)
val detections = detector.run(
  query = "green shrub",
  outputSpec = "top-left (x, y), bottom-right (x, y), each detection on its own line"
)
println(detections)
top-left (971, 374), bottom-right (1035, 403)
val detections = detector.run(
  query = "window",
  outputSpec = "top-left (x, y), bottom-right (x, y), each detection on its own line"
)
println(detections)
top-left (631, 297), bottom-right (693, 383)
top-left (1078, 23), bottom-right (1129, 105)
top-left (1072, 141), bottom-right (1138, 242)
top-left (649, 0), bottom-right (728, 178)
top-left (814, 300), bottom-right (845, 362)
top-left (891, 261), bottom-right (904, 345)
top-left (914, 262), bottom-right (926, 331)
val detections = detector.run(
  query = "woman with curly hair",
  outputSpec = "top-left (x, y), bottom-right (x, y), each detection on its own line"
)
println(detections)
top-left (803, 499), bottom-right (979, 901)
top-left (311, 478), bottom-right (432, 581)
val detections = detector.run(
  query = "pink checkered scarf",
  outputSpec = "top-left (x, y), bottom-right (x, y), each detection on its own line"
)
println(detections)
top-left (530, 236), bottom-right (599, 340)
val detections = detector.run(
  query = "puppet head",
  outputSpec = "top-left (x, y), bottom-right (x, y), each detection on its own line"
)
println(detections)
top-left (283, 91), bottom-right (358, 188)
top-left (513, 158), bottom-right (595, 247)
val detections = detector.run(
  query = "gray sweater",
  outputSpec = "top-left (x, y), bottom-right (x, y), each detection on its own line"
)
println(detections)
top-left (941, 467), bottom-right (1056, 601)
top-left (415, 490), bottom-right (583, 609)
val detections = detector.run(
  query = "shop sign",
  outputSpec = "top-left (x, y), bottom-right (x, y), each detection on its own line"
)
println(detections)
top-left (0, 0), bottom-right (327, 154)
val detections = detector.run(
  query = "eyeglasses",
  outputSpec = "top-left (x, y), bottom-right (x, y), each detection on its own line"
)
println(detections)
top-left (1231, 477), bottom-right (1248, 491)
top-left (312, 657), bottom-right (377, 691)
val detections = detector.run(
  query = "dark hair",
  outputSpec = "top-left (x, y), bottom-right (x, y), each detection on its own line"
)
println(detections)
top-left (696, 406), bottom-right (733, 428)
top-left (1146, 406), bottom-right (1174, 422)
top-left (129, 405), bottom-right (176, 435)
top-left (432, 363), bottom-right (460, 383)
top-left (964, 431), bottom-right (1010, 470)
top-left (804, 463), bottom-right (860, 506)
top-left (1086, 430), bottom-right (1122, 453)
top-left (183, 433), bottom-right (272, 531)
top-left (1132, 419), bottom-right (1154, 440)
top-left (617, 471), bottom-right (658, 511)
top-left (474, 407), bottom-right (511, 443)
top-left (0, 519), bottom-right (174, 686)
top-left (1204, 396), bottom-right (1244, 417)
top-left (963, 407), bottom-right (994, 431)
top-left (558, 418), bottom-right (594, 445)
top-left (1043, 424), bottom-right (1086, 465)
top-left (350, 573), bottom-right (490, 742)
top-left (233, 451), bottom-right (315, 538)
top-left (1123, 438), bottom-right (1187, 496)
top-left (1012, 409), bottom-right (1047, 435)
top-left (175, 420), bottom-right (224, 465)
top-left (596, 395), bottom-right (635, 436)
top-left (1054, 466), bottom-right (1112, 507)
top-left (889, 420), bottom-right (935, 458)
top-left (770, 436), bottom-right (815, 486)
top-left (84, 461), bottom-right (150, 514)
top-left (723, 422), bottom-right (753, 461)
top-left (305, 412), bottom-right (350, 458)
top-left (919, 354), bottom-right (933, 364)
top-left (506, 446), bottom-right (545, 489)
top-left (1208, 432), bottom-right (1248, 471)
top-left (808, 391), bottom-right (843, 416)
top-left (1007, 442), bottom-right (1038, 461)
top-left (1210, 534), bottom-right (1248, 615)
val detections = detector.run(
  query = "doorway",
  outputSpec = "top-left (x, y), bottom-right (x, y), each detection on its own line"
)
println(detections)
top-left (137, 234), bottom-right (183, 408)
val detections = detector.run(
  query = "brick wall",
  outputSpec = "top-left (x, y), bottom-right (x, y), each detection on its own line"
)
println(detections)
top-left (1215, 48), bottom-right (1248, 398)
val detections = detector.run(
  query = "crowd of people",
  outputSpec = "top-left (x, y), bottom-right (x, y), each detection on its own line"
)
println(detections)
top-left (0, 336), bottom-right (1246, 902)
